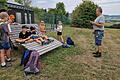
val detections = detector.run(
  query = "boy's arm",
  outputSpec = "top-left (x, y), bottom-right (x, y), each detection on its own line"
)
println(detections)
top-left (24, 37), bottom-right (30, 41)
top-left (24, 33), bottom-right (31, 41)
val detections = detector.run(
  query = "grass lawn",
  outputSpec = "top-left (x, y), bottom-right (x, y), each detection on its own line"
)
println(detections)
top-left (105, 22), bottom-right (120, 27)
top-left (0, 26), bottom-right (120, 80)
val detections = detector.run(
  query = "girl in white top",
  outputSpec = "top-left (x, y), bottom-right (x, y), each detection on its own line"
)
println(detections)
top-left (57, 21), bottom-right (64, 43)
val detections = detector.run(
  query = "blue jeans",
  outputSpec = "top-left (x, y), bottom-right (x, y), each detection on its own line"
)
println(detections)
top-left (31, 36), bottom-right (39, 39)
top-left (94, 30), bottom-right (104, 46)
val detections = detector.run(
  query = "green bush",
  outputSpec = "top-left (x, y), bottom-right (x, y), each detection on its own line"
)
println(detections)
top-left (72, 0), bottom-right (98, 28)
top-left (0, 0), bottom-right (7, 10)
top-left (0, 0), bottom-right (6, 3)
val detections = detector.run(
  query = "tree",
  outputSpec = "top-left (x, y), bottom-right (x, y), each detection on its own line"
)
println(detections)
top-left (65, 12), bottom-right (69, 17)
top-left (48, 8), bottom-right (56, 14)
top-left (15, 0), bottom-right (32, 7)
top-left (56, 2), bottom-right (66, 15)
top-left (0, 0), bottom-right (6, 2)
top-left (72, 0), bottom-right (98, 28)
top-left (32, 2), bottom-right (70, 24)
top-left (32, 7), bottom-right (47, 23)
top-left (47, 2), bottom-right (70, 24)
top-left (0, 0), bottom-right (7, 10)
top-left (23, 0), bottom-right (32, 7)
top-left (15, 0), bottom-right (22, 4)
top-left (48, 2), bottom-right (66, 16)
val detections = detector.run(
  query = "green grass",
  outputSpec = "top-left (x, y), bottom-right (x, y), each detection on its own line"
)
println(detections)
top-left (1, 26), bottom-right (120, 80)
top-left (105, 22), bottom-right (120, 27)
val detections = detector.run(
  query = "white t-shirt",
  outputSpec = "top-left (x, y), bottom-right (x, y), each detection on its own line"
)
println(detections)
top-left (57, 24), bottom-right (63, 32)
top-left (93, 15), bottom-right (105, 30)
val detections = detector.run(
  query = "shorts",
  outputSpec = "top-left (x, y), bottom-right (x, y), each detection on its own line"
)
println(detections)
top-left (30, 36), bottom-right (39, 39)
top-left (0, 42), bottom-right (11, 50)
top-left (94, 30), bottom-right (104, 46)
top-left (57, 32), bottom-right (62, 36)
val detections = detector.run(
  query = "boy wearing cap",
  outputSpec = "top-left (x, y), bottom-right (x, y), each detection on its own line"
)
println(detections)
top-left (15, 26), bottom-right (31, 43)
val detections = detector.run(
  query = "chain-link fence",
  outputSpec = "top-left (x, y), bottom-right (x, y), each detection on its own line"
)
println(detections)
top-left (41, 13), bottom-right (71, 31)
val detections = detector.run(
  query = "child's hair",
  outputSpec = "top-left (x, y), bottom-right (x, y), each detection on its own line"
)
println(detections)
top-left (0, 12), bottom-right (9, 19)
top-left (40, 21), bottom-right (44, 23)
top-left (40, 21), bottom-right (45, 26)
top-left (22, 26), bottom-right (27, 29)
top-left (26, 26), bottom-right (29, 29)
top-left (58, 21), bottom-right (62, 25)
top-left (30, 26), bottom-right (36, 31)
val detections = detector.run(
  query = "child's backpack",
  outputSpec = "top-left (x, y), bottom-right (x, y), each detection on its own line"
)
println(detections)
top-left (24, 50), bottom-right (40, 74)
top-left (66, 37), bottom-right (75, 46)
top-left (20, 50), bottom-right (32, 66)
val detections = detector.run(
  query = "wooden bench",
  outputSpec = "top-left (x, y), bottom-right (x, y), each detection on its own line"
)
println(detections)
top-left (10, 24), bottom-right (62, 55)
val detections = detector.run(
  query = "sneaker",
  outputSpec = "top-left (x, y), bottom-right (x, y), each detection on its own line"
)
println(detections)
top-left (1, 62), bottom-right (6, 68)
top-left (61, 42), bottom-right (65, 44)
top-left (41, 41), bottom-right (46, 46)
top-left (6, 58), bottom-right (11, 62)
top-left (1, 63), bottom-right (12, 68)
top-left (1, 65), bottom-right (6, 68)
top-left (93, 52), bottom-right (102, 58)
top-left (6, 58), bottom-right (16, 62)
top-left (48, 39), bottom-right (54, 43)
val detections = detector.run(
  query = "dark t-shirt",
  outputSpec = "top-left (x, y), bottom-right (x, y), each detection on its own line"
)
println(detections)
top-left (27, 31), bottom-right (31, 36)
top-left (19, 31), bottom-right (30, 39)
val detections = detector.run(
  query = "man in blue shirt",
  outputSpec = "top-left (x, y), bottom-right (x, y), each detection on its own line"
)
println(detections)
top-left (90, 7), bottom-right (105, 57)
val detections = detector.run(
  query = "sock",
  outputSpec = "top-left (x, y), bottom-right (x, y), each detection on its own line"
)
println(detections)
top-left (7, 58), bottom-right (11, 61)
top-left (1, 62), bottom-right (6, 66)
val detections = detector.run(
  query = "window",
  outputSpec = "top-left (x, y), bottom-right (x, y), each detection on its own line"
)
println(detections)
top-left (29, 14), bottom-right (32, 24)
top-left (25, 13), bottom-right (27, 24)
top-left (16, 12), bottom-right (22, 23)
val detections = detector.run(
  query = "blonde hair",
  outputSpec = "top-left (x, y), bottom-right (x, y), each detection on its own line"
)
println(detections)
top-left (0, 12), bottom-right (9, 19)
top-left (40, 20), bottom-right (45, 26)
top-left (58, 21), bottom-right (62, 25)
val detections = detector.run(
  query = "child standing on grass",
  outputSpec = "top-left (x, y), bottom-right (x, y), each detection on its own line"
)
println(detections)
top-left (56, 21), bottom-right (64, 43)
top-left (0, 12), bottom-right (12, 67)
